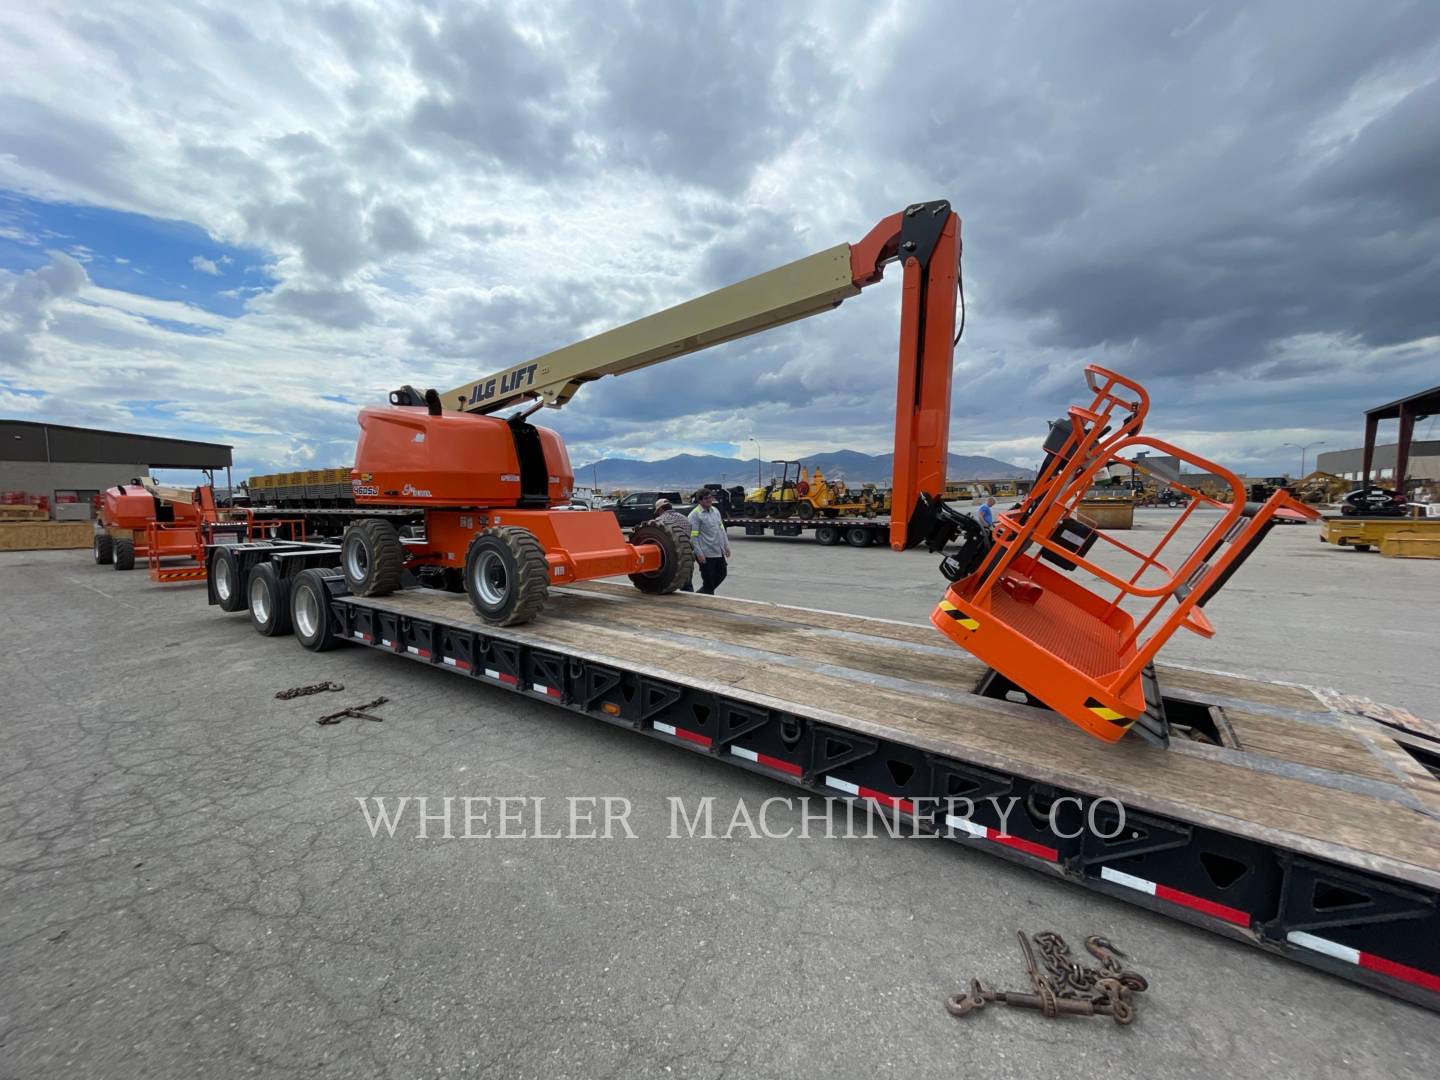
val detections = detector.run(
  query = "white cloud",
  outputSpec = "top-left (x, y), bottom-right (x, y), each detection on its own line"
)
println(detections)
top-left (0, 1), bottom-right (1435, 480)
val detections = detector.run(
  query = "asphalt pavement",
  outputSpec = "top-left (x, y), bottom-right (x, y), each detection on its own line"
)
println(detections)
top-left (1, 515), bottom-right (1435, 1078)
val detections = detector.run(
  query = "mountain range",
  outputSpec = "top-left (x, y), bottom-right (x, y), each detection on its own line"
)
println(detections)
top-left (573, 450), bottom-right (1031, 490)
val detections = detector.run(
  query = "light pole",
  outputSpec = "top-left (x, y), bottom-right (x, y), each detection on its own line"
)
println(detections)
top-left (748, 436), bottom-right (761, 488)
top-left (1282, 441), bottom-right (1325, 480)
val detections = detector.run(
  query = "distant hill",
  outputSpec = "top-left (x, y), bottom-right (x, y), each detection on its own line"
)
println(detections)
top-left (575, 449), bottom-right (1031, 490)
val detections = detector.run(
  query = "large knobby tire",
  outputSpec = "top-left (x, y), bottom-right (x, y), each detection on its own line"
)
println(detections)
top-left (815, 525), bottom-right (840, 546)
top-left (93, 534), bottom-right (114, 565)
top-left (211, 545), bottom-right (247, 610)
top-left (629, 518), bottom-right (695, 595)
top-left (113, 537), bottom-right (136, 571)
top-left (248, 563), bottom-right (293, 637)
top-left (341, 518), bottom-right (404, 597)
top-left (464, 527), bottom-right (549, 626)
top-left (844, 527), bottom-right (873, 548)
top-left (292, 568), bottom-right (344, 651)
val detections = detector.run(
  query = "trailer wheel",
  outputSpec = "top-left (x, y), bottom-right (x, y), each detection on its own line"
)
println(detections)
top-left (845, 527), bottom-right (873, 548)
top-left (211, 546), bottom-right (247, 610)
top-left (464, 527), bottom-right (549, 626)
top-left (629, 518), bottom-right (695, 595)
top-left (248, 563), bottom-right (293, 637)
top-left (342, 518), bottom-right (404, 597)
top-left (113, 537), bottom-right (136, 571)
top-left (815, 525), bottom-right (840, 546)
top-left (93, 534), bottom-right (114, 565)
top-left (292, 568), bottom-right (343, 651)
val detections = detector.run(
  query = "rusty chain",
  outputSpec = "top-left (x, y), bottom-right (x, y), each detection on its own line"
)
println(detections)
top-left (946, 930), bottom-right (1148, 1025)
top-left (275, 681), bottom-right (344, 700)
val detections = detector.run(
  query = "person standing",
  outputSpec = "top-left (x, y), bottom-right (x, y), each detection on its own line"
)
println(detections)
top-left (977, 496), bottom-right (997, 530)
top-left (654, 498), bottom-right (694, 591)
top-left (688, 489), bottom-right (731, 595)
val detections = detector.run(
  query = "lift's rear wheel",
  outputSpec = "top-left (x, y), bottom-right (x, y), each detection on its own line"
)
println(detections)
top-left (815, 525), bottom-right (840, 546)
top-left (113, 537), bottom-right (136, 571)
top-left (844, 527), bottom-right (873, 547)
top-left (93, 534), bottom-right (114, 565)
top-left (211, 545), bottom-right (246, 610)
top-left (292, 568), bottom-right (343, 651)
top-left (464, 527), bottom-right (549, 626)
top-left (248, 563), bottom-right (293, 637)
top-left (629, 518), bottom-right (695, 595)
top-left (342, 519), bottom-right (404, 597)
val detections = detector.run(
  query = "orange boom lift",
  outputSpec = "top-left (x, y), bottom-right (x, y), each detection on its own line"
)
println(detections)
top-left (337, 200), bottom-right (1310, 745)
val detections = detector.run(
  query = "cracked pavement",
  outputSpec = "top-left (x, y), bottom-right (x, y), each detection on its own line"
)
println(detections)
top-left (1, 528), bottom-right (1436, 1078)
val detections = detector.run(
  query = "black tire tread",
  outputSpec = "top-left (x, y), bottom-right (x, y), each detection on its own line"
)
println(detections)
top-left (211, 545), bottom-right (246, 609)
top-left (250, 563), bottom-right (293, 637)
top-left (628, 518), bottom-right (695, 595)
top-left (465, 527), bottom-right (550, 626)
top-left (345, 518), bottom-right (404, 597)
top-left (113, 537), bottom-right (136, 571)
top-left (94, 534), bottom-right (114, 565)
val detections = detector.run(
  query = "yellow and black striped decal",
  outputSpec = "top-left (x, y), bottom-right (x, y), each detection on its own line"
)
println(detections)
top-left (1084, 696), bottom-right (1133, 727)
top-left (936, 599), bottom-right (980, 631)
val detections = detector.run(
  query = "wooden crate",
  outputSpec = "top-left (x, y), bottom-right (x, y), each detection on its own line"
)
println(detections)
top-left (0, 521), bottom-right (93, 551)
top-left (1077, 498), bottom-right (1135, 530)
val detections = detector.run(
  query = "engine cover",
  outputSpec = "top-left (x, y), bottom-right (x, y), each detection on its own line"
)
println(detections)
top-left (352, 406), bottom-right (573, 508)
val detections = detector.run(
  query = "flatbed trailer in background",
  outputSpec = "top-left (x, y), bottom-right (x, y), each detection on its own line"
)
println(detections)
top-left (727, 514), bottom-right (892, 547)
top-left (208, 545), bottom-right (1440, 1011)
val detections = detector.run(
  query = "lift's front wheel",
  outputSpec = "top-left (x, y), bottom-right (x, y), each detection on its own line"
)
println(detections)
top-left (342, 519), bottom-right (404, 597)
top-left (113, 537), bottom-right (136, 571)
top-left (629, 518), bottom-right (695, 595)
top-left (464, 527), bottom-right (550, 626)
top-left (93, 534), bottom-right (114, 565)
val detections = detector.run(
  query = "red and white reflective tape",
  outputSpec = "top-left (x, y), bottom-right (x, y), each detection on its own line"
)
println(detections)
top-left (405, 645), bottom-right (431, 659)
top-left (945, 813), bottom-right (1058, 862)
top-left (532, 682), bottom-right (562, 699)
top-left (381, 637), bottom-right (393, 647)
top-left (825, 776), bottom-right (915, 815)
top-left (729, 744), bottom-right (802, 777)
top-left (1100, 867), bottom-right (1249, 926)
top-left (352, 630), bottom-right (372, 642)
top-left (484, 667), bottom-right (519, 686)
top-left (1287, 931), bottom-right (1440, 993)
top-left (442, 656), bottom-right (472, 671)
top-left (652, 721), bottom-right (712, 747)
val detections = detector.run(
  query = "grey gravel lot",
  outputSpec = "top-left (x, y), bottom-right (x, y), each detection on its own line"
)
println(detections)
top-left (1, 513), bottom-right (1436, 1079)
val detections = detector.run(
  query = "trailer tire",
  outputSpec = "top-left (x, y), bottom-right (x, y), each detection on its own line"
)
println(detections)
top-left (342, 518), bottom-right (404, 597)
top-left (248, 563), bottom-right (292, 637)
top-left (113, 537), bottom-right (136, 571)
top-left (815, 525), bottom-right (840, 546)
top-left (292, 568), bottom-right (343, 651)
top-left (845, 527), bottom-right (873, 548)
top-left (464, 527), bottom-right (549, 626)
top-left (629, 518), bottom-right (695, 595)
top-left (94, 534), bottom-right (114, 565)
top-left (211, 545), bottom-right (246, 610)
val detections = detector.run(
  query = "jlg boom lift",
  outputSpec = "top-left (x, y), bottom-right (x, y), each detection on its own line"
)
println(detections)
top-left (335, 200), bottom-right (1314, 745)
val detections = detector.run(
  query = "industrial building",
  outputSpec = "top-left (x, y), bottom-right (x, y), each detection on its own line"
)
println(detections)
top-left (1317, 440), bottom-right (1440, 484)
top-left (0, 419), bottom-right (232, 517)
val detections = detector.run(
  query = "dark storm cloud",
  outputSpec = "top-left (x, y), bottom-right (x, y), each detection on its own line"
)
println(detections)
top-left (573, 2), bottom-right (852, 194)
top-left (403, 5), bottom-right (579, 175)
top-left (860, 2), bottom-right (1440, 379)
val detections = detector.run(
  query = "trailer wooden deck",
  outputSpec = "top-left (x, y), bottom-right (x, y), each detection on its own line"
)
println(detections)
top-left (334, 579), bottom-right (1440, 1004)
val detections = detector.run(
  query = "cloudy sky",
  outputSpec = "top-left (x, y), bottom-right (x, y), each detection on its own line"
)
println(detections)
top-left (1, 0), bottom-right (1437, 481)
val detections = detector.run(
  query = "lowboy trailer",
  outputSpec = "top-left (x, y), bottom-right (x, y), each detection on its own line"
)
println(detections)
top-left (209, 545), bottom-right (1440, 1011)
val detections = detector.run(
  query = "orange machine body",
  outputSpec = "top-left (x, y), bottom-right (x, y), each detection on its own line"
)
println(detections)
top-left (351, 407), bottom-right (573, 509)
top-left (100, 483), bottom-right (203, 552)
